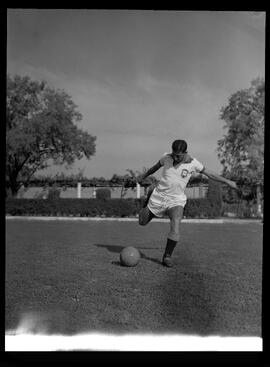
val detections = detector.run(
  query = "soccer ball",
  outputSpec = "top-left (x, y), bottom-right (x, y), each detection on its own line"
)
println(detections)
top-left (120, 246), bottom-right (140, 267)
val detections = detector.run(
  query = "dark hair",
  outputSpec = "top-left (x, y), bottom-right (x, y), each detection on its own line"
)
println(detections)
top-left (172, 140), bottom-right (187, 153)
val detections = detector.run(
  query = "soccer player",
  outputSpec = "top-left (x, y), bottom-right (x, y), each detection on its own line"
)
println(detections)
top-left (137, 139), bottom-right (238, 267)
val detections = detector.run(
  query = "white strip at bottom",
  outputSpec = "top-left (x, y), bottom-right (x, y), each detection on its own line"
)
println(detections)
top-left (5, 333), bottom-right (262, 351)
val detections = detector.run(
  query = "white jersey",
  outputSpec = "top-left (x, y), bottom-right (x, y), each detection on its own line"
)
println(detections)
top-left (155, 153), bottom-right (204, 200)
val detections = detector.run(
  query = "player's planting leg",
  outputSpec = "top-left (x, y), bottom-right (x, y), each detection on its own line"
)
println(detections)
top-left (162, 205), bottom-right (184, 267)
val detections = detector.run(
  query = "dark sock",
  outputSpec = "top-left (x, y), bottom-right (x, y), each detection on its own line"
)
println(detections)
top-left (164, 238), bottom-right (177, 257)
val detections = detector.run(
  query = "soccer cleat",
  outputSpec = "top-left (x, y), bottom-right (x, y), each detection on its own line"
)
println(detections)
top-left (162, 255), bottom-right (173, 267)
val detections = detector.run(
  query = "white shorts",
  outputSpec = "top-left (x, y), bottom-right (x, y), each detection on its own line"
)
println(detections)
top-left (147, 189), bottom-right (186, 217)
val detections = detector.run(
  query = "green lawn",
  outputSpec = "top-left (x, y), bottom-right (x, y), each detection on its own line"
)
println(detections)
top-left (5, 219), bottom-right (262, 336)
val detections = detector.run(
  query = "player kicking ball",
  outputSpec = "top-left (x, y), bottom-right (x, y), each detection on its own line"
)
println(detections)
top-left (137, 139), bottom-right (238, 267)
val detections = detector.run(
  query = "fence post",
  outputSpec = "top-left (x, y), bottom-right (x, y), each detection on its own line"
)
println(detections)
top-left (136, 182), bottom-right (141, 199)
top-left (77, 182), bottom-right (81, 199)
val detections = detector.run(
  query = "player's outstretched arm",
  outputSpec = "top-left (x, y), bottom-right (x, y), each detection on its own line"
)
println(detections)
top-left (202, 167), bottom-right (239, 190)
top-left (137, 161), bottom-right (162, 184)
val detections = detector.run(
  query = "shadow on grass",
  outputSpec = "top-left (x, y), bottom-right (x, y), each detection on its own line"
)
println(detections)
top-left (94, 243), bottom-right (227, 336)
top-left (95, 243), bottom-right (162, 265)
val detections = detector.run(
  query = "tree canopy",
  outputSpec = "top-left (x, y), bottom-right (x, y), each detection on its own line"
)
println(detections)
top-left (6, 74), bottom-right (96, 196)
top-left (217, 77), bottom-right (264, 193)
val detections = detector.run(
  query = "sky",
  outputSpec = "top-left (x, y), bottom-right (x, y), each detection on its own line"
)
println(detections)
top-left (7, 9), bottom-right (265, 179)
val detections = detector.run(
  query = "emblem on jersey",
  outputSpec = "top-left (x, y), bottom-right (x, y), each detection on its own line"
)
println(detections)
top-left (181, 169), bottom-right (189, 178)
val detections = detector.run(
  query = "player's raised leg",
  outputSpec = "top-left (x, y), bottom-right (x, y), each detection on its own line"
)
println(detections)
top-left (138, 184), bottom-right (156, 225)
top-left (162, 205), bottom-right (184, 267)
top-left (142, 183), bottom-right (156, 208)
top-left (138, 206), bottom-right (156, 226)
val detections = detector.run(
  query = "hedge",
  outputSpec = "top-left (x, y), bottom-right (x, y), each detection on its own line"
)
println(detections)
top-left (183, 198), bottom-right (218, 218)
top-left (96, 188), bottom-right (111, 199)
top-left (6, 197), bottom-right (226, 218)
top-left (221, 202), bottom-right (255, 218)
top-left (206, 180), bottom-right (223, 217)
top-left (5, 198), bottom-right (141, 218)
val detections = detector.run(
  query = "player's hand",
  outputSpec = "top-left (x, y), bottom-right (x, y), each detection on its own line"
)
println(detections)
top-left (227, 180), bottom-right (239, 191)
top-left (136, 175), bottom-right (144, 185)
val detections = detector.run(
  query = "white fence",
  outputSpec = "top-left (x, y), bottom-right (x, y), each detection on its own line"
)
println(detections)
top-left (17, 184), bottom-right (208, 199)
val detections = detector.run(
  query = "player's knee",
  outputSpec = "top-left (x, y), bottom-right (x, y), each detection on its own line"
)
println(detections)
top-left (171, 219), bottom-right (180, 230)
top-left (168, 220), bottom-right (180, 240)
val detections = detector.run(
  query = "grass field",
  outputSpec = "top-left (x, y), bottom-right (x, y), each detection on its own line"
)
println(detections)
top-left (5, 218), bottom-right (262, 338)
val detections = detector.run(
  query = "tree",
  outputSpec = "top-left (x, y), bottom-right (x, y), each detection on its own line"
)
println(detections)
top-left (217, 77), bottom-right (264, 216)
top-left (110, 170), bottom-right (139, 198)
top-left (6, 74), bottom-right (96, 197)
